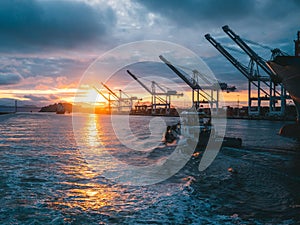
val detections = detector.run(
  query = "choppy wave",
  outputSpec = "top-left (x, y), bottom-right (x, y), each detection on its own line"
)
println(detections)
top-left (0, 113), bottom-right (299, 224)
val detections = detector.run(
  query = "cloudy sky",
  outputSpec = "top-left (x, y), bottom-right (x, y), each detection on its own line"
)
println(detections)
top-left (0, 0), bottom-right (299, 107)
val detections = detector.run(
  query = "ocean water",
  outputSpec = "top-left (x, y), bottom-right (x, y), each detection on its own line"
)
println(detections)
top-left (0, 112), bottom-right (299, 224)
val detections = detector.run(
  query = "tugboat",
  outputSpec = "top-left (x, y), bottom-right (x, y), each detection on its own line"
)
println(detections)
top-left (162, 110), bottom-right (242, 148)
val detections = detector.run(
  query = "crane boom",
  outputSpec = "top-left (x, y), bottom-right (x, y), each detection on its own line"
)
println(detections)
top-left (159, 55), bottom-right (201, 90)
top-left (222, 25), bottom-right (281, 83)
top-left (205, 33), bottom-right (270, 96)
top-left (92, 86), bottom-right (111, 102)
top-left (205, 34), bottom-right (253, 80)
top-left (159, 55), bottom-right (220, 103)
top-left (127, 70), bottom-right (153, 94)
top-left (101, 82), bottom-right (119, 99)
top-left (127, 70), bottom-right (181, 96)
top-left (153, 81), bottom-right (166, 93)
top-left (119, 89), bottom-right (139, 100)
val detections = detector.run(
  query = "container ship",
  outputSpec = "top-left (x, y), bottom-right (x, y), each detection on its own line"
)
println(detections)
top-left (267, 31), bottom-right (300, 138)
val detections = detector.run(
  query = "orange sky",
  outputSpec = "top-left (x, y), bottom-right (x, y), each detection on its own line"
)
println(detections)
top-left (71, 85), bottom-right (250, 109)
top-left (0, 78), bottom-right (287, 110)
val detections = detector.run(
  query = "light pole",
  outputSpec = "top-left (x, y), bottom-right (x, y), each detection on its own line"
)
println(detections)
top-left (237, 95), bottom-right (240, 117)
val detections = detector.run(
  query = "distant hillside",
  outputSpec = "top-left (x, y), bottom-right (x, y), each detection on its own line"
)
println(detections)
top-left (0, 105), bottom-right (40, 113)
top-left (39, 103), bottom-right (72, 113)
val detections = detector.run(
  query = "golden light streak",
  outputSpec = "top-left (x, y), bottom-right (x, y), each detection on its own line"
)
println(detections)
top-left (0, 84), bottom-right (250, 108)
top-left (0, 88), bottom-right (78, 95)
top-left (86, 114), bottom-right (100, 147)
top-left (223, 90), bottom-right (248, 106)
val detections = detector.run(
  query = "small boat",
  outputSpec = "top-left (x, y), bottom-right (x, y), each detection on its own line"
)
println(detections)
top-left (163, 110), bottom-right (242, 148)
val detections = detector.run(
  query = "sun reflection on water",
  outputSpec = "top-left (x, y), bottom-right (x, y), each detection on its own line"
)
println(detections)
top-left (86, 114), bottom-right (101, 148)
top-left (49, 114), bottom-right (131, 213)
top-left (49, 159), bottom-right (131, 214)
top-left (54, 183), bottom-right (122, 211)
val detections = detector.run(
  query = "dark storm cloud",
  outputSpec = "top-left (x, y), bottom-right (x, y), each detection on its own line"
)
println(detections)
top-left (0, 73), bottom-right (22, 85)
top-left (133, 0), bottom-right (253, 26)
top-left (0, 0), bottom-right (116, 52)
top-left (16, 57), bottom-right (92, 79)
top-left (133, 0), bottom-right (300, 28)
top-left (1, 56), bottom-right (93, 80)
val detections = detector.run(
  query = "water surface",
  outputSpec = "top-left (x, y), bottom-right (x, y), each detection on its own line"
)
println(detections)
top-left (0, 113), bottom-right (299, 224)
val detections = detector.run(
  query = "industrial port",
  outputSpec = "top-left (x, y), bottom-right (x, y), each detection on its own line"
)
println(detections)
top-left (1, 1), bottom-right (300, 223)
top-left (90, 26), bottom-right (299, 126)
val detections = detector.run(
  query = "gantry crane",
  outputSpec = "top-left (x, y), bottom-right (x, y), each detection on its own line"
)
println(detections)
top-left (92, 86), bottom-right (116, 113)
top-left (101, 82), bottom-right (139, 112)
top-left (222, 25), bottom-right (287, 116)
top-left (173, 65), bottom-right (236, 93)
top-left (127, 70), bottom-right (183, 115)
top-left (159, 55), bottom-right (235, 112)
top-left (222, 25), bottom-right (280, 83)
top-left (205, 29), bottom-right (289, 117)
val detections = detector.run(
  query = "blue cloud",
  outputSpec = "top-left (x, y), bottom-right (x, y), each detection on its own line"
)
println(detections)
top-left (133, 0), bottom-right (253, 27)
top-left (133, 0), bottom-right (300, 28)
top-left (0, 73), bottom-right (22, 85)
top-left (23, 94), bottom-right (49, 101)
top-left (0, 0), bottom-right (116, 52)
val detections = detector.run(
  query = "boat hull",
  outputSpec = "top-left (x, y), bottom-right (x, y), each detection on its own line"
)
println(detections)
top-left (268, 56), bottom-right (300, 102)
top-left (267, 56), bottom-right (300, 138)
